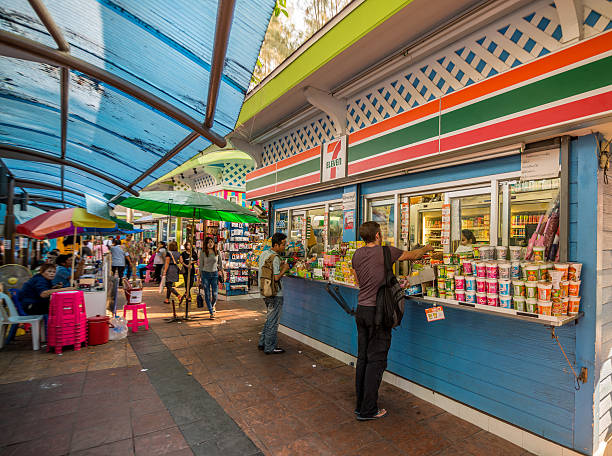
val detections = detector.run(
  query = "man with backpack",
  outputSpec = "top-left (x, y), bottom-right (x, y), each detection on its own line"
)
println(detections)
top-left (258, 232), bottom-right (290, 354)
top-left (351, 221), bottom-right (433, 421)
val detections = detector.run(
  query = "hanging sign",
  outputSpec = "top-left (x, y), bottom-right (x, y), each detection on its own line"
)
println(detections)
top-left (521, 148), bottom-right (560, 180)
top-left (441, 204), bottom-right (451, 246)
top-left (3, 239), bottom-right (11, 250)
top-left (425, 306), bottom-right (445, 322)
top-left (20, 237), bottom-right (28, 249)
top-left (401, 203), bottom-right (410, 240)
top-left (344, 209), bottom-right (354, 230)
top-left (342, 191), bottom-right (356, 211)
top-left (321, 136), bottom-right (348, 182)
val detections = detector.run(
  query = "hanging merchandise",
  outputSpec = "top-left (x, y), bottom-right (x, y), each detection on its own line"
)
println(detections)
top-left (219, 222), bottom-right (251, 296)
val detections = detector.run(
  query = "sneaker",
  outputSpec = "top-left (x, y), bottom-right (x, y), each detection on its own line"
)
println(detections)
top-left (265, 348), bottom-right (285, 355)
top-left (356, 408), bottom-right (387, 421)
top-left (210, 314), bottom-right (215, 320)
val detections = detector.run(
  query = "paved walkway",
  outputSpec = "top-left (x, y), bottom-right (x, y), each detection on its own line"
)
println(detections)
top-left (0, 288), bottom-right (535, 456)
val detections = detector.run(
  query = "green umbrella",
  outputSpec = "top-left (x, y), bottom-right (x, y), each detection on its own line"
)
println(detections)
top-left (111, 191), bottom-right (261, 223)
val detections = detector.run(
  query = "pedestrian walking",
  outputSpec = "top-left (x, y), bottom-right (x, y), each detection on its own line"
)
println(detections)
top-left (162, 240), bottom-right (181, 304)
top-left (257, 233), bottom-right (289, 354)
top-left (180, 241), bottom-right (197, 305)
top-left (199, 237), bottom-right (223, 319)
top-left (110, 239), bottom-right (129, 278)
top-left (153, 241), bottom-right (167, 283)
top-left (351, 221), bottom-right (433, 420)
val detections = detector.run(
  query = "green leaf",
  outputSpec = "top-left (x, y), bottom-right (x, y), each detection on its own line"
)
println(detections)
top-left (281, 8), bottom-right (288, 17)
top-left (279, 0), bottom-right (286, 7)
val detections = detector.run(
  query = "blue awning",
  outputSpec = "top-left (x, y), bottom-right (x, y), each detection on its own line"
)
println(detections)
top-left (0, 0), bottom-right (273, 205)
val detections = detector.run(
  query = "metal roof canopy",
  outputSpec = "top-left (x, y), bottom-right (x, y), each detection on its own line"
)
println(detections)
top-left (0, 0), bottom-right (274, 205)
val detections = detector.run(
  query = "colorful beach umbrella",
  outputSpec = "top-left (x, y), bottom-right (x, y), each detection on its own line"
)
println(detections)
top-left (16, 208), bottom-right (116, 240)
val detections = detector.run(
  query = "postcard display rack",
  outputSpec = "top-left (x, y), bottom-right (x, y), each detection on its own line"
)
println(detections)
top-left (220, 222), bottom-right (250, 296)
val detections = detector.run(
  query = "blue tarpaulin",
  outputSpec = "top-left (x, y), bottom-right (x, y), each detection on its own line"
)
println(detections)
top-left (0, 0), bottom-right (273, 204)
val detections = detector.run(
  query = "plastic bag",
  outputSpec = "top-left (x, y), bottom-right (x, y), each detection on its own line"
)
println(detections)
top-left (108, 316), bottom-right (128, 340)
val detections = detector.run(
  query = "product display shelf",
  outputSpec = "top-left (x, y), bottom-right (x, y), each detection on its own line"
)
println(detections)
top-left (408, 295), bottom-right (583, 327)
top-left (219, 222), bottom-right (250, 296)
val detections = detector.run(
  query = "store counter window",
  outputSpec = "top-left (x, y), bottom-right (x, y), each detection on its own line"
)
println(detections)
top-left (306, 207), bottom-right (325, 257)
top-left (275, 211), bottom-right (288, 235)
top-left (408, 193), bottom-right (444, 252)
top-left (290, 213), bottom-right (305, 244)
top-left (328, 205), bottom-right (343, 250)
top-left (368, 198), bottom-right (395, 247)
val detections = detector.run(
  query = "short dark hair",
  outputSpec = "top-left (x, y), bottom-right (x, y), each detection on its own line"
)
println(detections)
top-left (112, 239), bottom-right (121, 246)
top-left (55, 254), bottom-right (71, 266)
top-left (359, 221), bottom-right (380, 243)
top-left (461, 229), bottom-right (477, 244)
top-left (168, 241), bottom-right (178, 252)
top-left (40, 263), bottom-right (56, 274)
top-left (271, 232), bottom-right (287, 248)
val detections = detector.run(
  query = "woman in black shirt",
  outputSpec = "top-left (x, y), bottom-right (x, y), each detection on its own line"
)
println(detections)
top-left (179, 241), bottom-right (198, 305)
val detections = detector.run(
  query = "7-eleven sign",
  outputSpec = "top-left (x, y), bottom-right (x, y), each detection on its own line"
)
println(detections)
top-left (321, 135), bottom-right (347, 183)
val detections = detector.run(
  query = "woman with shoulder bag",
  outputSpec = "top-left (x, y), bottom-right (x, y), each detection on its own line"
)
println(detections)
top-left (161, 241), bottom-right (181, 304)
top-left (180, 241), bottom-right (197, 305)
top-left (199, 237), bottom-right (223, 319)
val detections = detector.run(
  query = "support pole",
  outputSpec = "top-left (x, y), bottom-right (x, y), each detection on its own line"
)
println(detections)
top-left (70, 226), bottom-right (76, 286)
top-left (3, 177), bottom-right (15, 265)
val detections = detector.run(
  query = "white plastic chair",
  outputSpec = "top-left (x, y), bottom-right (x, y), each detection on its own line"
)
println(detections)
top-left (0, 292), bottom-right (46, 350)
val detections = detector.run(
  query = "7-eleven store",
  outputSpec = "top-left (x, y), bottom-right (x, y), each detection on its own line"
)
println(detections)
top-left (239, 1), bottom-right (612, 454)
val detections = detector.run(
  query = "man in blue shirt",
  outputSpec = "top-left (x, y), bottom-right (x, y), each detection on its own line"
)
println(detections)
top-left (52, 254), bottom-right (83, 287)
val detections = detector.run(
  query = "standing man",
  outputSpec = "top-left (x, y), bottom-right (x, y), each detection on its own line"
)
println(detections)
top-left (351, 221), bottom-right (433, 420)
top-left (257, 232), bottom-right (289, 354)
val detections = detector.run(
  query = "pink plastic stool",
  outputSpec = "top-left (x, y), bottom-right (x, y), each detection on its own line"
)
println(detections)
top-left (122, 303), bottom-right (149, 333)
top-left (145, 270), bottom-right (152, 283)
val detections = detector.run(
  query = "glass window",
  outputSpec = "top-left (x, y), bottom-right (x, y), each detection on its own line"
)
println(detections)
top-left (368, 198), bottom-right (395, 246)
top-left (328, 204), bottom-right (343, 250)
top-left (290, 212), bottom-right (305, 244)
top-left (501, 178), bottom-right (560, 247)
top-left (274, 210), bottom-right (288, 235)
top-left (453, 194), bottom-right (491, 253)
top-left (306, 207), bottom-right (325, 257)
top-left (408, 193), bottom-right (444, 253)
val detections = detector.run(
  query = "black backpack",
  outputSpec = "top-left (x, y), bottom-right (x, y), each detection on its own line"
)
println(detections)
top-left (375, 246), bottom-right (405, 329)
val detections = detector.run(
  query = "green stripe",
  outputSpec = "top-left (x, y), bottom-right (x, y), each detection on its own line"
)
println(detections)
top-left (276, 159), bottom-right (320, 183)
top-left (348, 117), bottom-right (439, 162)
top-left (441, 56), bottom-right (611, 134)
top-left (238, 0), bottom-right (414, 126)
top-left (246, 173), bottom-right (275, 191)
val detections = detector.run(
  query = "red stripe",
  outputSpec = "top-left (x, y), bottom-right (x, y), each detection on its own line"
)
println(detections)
top-left (275, 174), bottom-right (320, 192)
top-left (348, 140), bottom-right (439, 175)
top-left (329, 140), bottom-right (342, 180)
top-left (246, 184), bottom-right (277, 200)
top-left (440, 91), bottom-right (612, 152)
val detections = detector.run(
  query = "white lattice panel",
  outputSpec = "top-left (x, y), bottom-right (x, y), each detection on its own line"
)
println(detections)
top-left (260, 0), bottom-right (611, 167)
top-left (193, 174), bottom-right (216, 192)
top-left (221, 163), bottom-right (254, 187)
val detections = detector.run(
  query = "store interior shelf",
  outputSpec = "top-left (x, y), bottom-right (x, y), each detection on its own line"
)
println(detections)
top-left (407, 296), bottom-right (583, 327)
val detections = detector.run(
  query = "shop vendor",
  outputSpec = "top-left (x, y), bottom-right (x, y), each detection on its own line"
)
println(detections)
top-left (18, 263), bottom-right (73, 315)
top-left (52, 254), bottom-right (84, 287)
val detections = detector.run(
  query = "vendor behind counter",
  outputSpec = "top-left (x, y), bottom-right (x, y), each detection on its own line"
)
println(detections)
top-left (18, 263), bottom-right (73, 315)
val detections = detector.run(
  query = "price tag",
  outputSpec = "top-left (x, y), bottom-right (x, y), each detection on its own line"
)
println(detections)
top-left (425, 306), bottom-right (445, 322)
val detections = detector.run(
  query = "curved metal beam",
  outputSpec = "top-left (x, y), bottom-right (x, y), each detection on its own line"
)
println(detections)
top-left (0, 144), bottom-right (139, 196)
top-left (15, 178), bottom-right (85, 198)
top-left (0, 29), bottom-right (227, 148)
top-left (26, 195), bottom-right (77, 206)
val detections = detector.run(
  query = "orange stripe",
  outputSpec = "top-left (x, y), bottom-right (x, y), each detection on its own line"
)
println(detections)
top-left (247, 163), bottom-right (277, 180)
top-left (348, 101), bottom-right (439, 145)
top-left (275, 146), bottom-right (321, 170)
top-left (442, 30), bottom-right (612, 111)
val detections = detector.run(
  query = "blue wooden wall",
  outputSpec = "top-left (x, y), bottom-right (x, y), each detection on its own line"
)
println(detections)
top-left (275, 144), bottom-right (599, 452)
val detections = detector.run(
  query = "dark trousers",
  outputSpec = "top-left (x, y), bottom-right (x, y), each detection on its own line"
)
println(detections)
top-left (154, 264), bottom-right (163, 282)
top-left (112, 266), bottom-right (125, 278)
top-left (355, 305), bottom-right (392, 417)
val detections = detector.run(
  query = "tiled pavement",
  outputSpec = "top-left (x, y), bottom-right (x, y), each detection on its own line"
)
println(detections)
top-left (0, 287), bottom-right (536, 456)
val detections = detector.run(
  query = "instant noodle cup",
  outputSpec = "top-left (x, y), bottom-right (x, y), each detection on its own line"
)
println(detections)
top-left (447, 292), bottom-right (456, 300)
top-left (500, 295), bottom-right (512, 308)
top-left (537, 281), bottom-right (552, 301)
top-left (513, 296), bottom-right (526, 312)
top-left (526, 298), bottom-right (538, 313)
top-left (427, 287), bottom-right (436, 297)
top-left (520, 262), bottom-right (529, 280)
top-left (568, 296), bottom-right (580, 315)
top-left (437, 265), bottom-right (447, 279)
top-left (533, 246), bottom-right (545, 261)
top-left (509, 246), bottom-right (523, 261)
top-left (445, 278), bottom-right (455, 291)
top-left (569, 263), bottom-right (582, 281)
top-left (443, 253), bottom-right (452, 265)
top-left (551, 300), bottom-right (564, 316)
top-left (455, 291), bottom-right (466, 302)
top-left (487, 293), bottom-right (499, 307)
top-left (476, 292), bottom-right (487, 305)
top-left (455, 276), bottom-right (465, 291)
top-left (549, 270), bottom-right (563, 287)
top-left (561, 297), bottom-right (569, 315)
top-left (462, 260), bottom-right (473, 276)
top-left (553, 263), bottom-right (569, 281)
top-left (512, 280), bottom-right (525, 297)
top-left (465, 291), bottom-right (477, 304)
top-left (538, 300), bottom-right (552, 316)
top-left (498, 279), bottom-right (511, 296)
top-left (447, 266), bottom-right (456, 278)
top-left (480, 246), bottom-right (495, 260)
top-left (551, 285), bottom-right (562, 302)
top-left (539, 264), bottom-right (551, 282)
top-left (465, 276), bottom-right (476, 292)
top-left (525, 265), bottom-right (539, 282)
top-left (439, 291), bottom-right (446, 299)
top-left (498, 262), bottom-right (511, 279)
top-left (486, 262), bottom-right (498, 279)
top-left (486, 279), bottom-right (498, 294)
top-left (525, 281), bottom-right (538, 299)
top-left (476, 278), bottom-right (486, 293)
top-left (569, 280), bottom-right (581, 297)
top-left (437, 278), bottom-right (446, 289)
top-left (496, 246), bottom-right (508, 260)
top-left (475, 262), bottom-right (487, 278)
top-left (560, 281), bottom-right (569, 298)
top-left (510, 261), bottom-right (521, 279)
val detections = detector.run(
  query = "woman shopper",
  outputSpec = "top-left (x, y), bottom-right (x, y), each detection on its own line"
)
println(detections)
top-left (153, 241), bottom-right (167, 283)
top-left (162, 241), bottom-right (181, 304)
top-left (199, 237), bottom-right (222, 319)
top-left (180, 241), bottom-right (198, 305)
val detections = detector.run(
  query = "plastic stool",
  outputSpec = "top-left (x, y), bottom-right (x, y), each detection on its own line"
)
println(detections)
top-left (122, 303), bottom-right (149, 333)
top-left (145, 270), bottom-right (152, 283)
